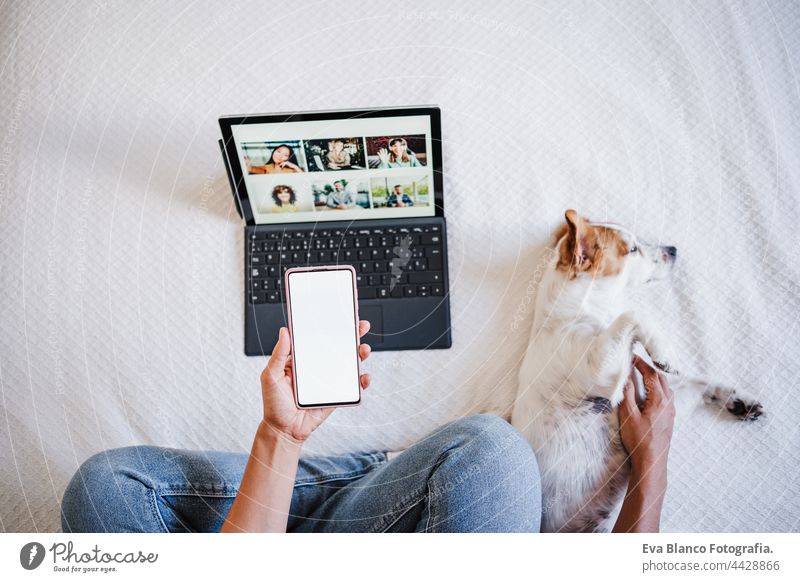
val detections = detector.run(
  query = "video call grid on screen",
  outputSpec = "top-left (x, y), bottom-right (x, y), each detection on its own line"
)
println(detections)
top-left (230, 115), bottom-right (436, 224)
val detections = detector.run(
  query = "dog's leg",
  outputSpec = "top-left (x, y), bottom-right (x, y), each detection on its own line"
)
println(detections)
top-left (584, 312), bottom-right (646, 403)
top-left (585, 312), bottom-right (677, 400)
top-left (672, 376), bottom-right (764, 421)
top-left (633, 316), bottom-right (679, 375)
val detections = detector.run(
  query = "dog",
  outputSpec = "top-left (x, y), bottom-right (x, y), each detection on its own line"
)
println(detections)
top-left (511, 209), bottom-right (763, 533)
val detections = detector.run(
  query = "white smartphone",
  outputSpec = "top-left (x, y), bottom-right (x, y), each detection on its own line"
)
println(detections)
top-left (284, 265), bottom-right (362, 408)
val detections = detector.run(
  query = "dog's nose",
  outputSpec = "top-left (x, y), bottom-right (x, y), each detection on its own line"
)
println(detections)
top-left (665, 246), bottom-right (677, 259)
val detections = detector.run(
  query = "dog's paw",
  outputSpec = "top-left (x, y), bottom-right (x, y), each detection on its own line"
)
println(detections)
top-left (703, 385), bottom-right (764, 421)
top-left (726, 397), bottom-right (764, 421)
top-left (639, 332), bottom-right (679, 376)
top-left (652, 360), bottom-right (679, 376)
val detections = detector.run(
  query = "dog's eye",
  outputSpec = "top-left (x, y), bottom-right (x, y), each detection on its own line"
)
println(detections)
top-left (629, 245), bottom-right (638, 254)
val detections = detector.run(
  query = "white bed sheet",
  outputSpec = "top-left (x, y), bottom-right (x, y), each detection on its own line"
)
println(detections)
top-left (1, 0), bottom-right (798, 532)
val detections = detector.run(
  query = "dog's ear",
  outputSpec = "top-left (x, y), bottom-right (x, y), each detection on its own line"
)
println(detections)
top-left (560, 209), bottom-right (590, 276)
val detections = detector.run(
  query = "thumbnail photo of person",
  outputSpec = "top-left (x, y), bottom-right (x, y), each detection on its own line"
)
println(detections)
top-left (312, 179), bottom-right (370, 210)
top-left (370, 176), bottom-right (430, 208)
top-left (242, 141), bottom-right (306, 174)
top-left (303, 137), bottom-right (366, 171)
top-left (254, 178), bottom-right (314, 214)
top-left (366, 135), bottom-right (427, 168)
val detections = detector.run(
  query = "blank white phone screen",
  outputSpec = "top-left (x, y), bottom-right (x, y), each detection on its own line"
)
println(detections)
top-left (288, 269), bottom-right (360, 407)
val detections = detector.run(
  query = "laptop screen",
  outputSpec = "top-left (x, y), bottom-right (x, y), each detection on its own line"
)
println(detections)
top-left (228, 114), bottom-right (437, 225)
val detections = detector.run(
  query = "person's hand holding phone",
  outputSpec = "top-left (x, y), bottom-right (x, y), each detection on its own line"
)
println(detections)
top-left (260, 321), bottom-right (372, 444)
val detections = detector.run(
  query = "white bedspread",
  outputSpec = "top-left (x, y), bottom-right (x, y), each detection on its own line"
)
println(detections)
top-left (2, 0), bottom-right (798, 533)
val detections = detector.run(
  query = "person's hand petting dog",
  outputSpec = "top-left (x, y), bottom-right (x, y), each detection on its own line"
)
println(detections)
top-left (260, 321), bottom-right (372, 444)
top-left (613, 355), bottom-right (676, 532)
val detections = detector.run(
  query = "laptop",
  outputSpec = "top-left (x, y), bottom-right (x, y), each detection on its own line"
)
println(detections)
top-left (218, 106), bottom-right (452, 355)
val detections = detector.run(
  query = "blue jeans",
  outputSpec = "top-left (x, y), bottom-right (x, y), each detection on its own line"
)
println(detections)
top-left (61, 414), bottom-right (542, 533)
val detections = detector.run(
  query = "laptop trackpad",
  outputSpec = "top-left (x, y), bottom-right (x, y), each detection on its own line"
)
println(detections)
top-left (358, 304), bottom-right (383, 345)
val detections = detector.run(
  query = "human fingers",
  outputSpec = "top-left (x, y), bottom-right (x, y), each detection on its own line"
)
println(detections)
top-left (265, 327), bottom-right (291, 381)
top-left (633, 356), bottom-right (664, 407)
top-left (656, 371), bottom-right (674, 402)
top-left (358, 319), bottom-right (371, 338)
top-left (619, 378), bottom-right (640, 420)
top-left (359, 343), bottom-right (371, 361)
top-left (360, 373), bottom-right (371, 389)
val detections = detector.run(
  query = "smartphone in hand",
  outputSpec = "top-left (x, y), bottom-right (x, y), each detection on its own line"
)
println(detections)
top-left (284, 265), bottom-right (362, 408)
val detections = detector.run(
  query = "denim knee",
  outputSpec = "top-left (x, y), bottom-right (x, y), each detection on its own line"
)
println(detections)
top-left (424, 414), bottom-right (542, 532)
top-left (439, 414), bottom-right (540, 479)
top-left (61, 446), bottom-right (166, 533)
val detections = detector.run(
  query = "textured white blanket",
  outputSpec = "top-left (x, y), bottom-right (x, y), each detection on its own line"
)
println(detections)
top-left (1, 0), bottom-right (798, 532)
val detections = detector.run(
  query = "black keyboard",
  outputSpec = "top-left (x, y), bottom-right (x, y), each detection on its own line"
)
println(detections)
top-left (246, 223), bottom-right (445, 304)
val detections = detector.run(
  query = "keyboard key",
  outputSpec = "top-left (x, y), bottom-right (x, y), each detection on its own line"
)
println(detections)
top-left (249, 292), bottom-right (267, 303)
top-left (403, 286), bottom-right (416, 297)
top-left (417, 285), bottom-right (430, 297)
top-left (358, 287), bottom-right (377, 299)
top-left (408, 271), bottom-right (442, 284)
top-left (427, 255), bottom-right (443, 270)
top-left (432, 285), bottom-right (444, 295)
top-left (420, 234), bottom-right (441, 245)
top-left (390, 286), bottom-right (403, 298)
top-left (266, 291), bottom-right (280, 303)
top-left (377, 287), bottom-right (390, 298)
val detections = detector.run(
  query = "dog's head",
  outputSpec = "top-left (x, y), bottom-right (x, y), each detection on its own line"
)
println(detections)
top-left (555, 209), bottom-right (676, 287)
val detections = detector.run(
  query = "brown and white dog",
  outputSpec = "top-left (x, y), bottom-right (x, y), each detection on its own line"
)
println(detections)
top-left (511, 209), bottom-right (763, 533)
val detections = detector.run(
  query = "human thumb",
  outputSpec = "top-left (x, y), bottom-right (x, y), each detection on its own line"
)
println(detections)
top-left (266, 327), bottom-right (291, 377)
